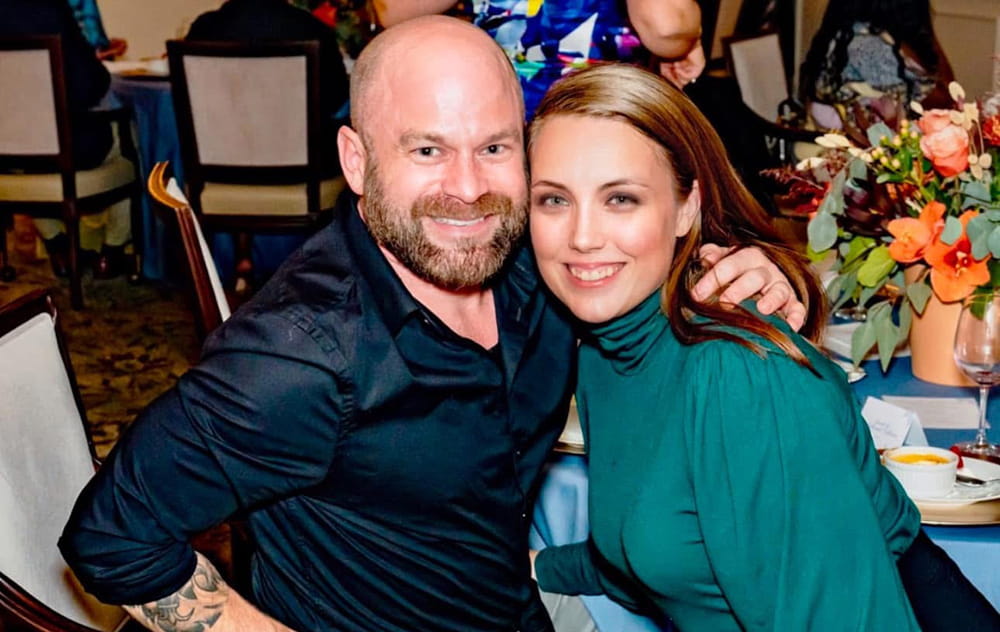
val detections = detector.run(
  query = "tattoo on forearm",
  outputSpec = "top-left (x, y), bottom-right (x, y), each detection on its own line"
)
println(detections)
top-left (126, 553), bottom-right (229, 632)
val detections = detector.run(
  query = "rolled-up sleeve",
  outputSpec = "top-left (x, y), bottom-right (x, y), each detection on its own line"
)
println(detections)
top-left (59, 310), bottom-right (349, 604)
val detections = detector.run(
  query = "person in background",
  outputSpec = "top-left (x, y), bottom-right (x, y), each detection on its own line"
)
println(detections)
top-left (527, 62), bottom-right (999, 631)
top-left (60, 17), bottom-right (804, 632)
top-left (799, 0), bottom-right (955, 130)
top-left (373, 0), bottom-right (705, 117)
top-left (0, 0), bottom-right (132, 279)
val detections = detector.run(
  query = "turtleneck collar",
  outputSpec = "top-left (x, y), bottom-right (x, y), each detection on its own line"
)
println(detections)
top-left (585, 290), bottom-right (670, 374)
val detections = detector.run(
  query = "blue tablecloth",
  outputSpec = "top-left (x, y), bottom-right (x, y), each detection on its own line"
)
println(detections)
top-left (531, 354), bottom-right (1000, 630)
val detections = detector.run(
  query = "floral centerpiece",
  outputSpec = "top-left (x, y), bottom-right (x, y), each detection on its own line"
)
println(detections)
top-left (782, 83), bottom-right (1000, 370)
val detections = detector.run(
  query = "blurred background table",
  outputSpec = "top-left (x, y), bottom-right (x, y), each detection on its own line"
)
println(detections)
top-left (532, 354), bottom-right (1000, 631)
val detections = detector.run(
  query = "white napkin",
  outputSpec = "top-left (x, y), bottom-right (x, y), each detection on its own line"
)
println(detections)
top-left (881, 395), bottom-right (983, 430)
top-left (862, 397), bottom-right (928, 450)
top-left (822, 321), bottom-right (910, 361)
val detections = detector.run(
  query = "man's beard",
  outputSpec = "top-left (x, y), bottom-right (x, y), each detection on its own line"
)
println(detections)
top-left (362, 164), bottom-right (528, 290)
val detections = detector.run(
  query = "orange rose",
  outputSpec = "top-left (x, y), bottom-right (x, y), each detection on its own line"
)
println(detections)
top-left (916, 110), bottom-right (954, 136)
top-left (918, 112), bottom-right (970, 177)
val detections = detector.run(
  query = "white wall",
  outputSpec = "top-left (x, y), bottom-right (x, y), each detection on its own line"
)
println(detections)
top-left (99, 0), bottom-right (223, 59)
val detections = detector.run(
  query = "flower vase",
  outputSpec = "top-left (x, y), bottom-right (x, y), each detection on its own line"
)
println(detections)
top-left (905, 268), bottom-right (975, 386)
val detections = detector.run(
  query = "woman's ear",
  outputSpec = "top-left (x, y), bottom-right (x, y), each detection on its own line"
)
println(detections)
top-left (676, 179), bottom-right (701, 237)
top-left (337, 125), bottom-right (367, 196)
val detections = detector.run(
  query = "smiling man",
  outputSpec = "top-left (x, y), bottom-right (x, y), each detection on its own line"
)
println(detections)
top-left (59, 16), bottom-right (801, 632)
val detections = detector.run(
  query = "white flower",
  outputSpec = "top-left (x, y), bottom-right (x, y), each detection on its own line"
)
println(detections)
top-left (949, 81), bottom-right (966, 102)
top-left (815, 133), bottom-right (852, 149)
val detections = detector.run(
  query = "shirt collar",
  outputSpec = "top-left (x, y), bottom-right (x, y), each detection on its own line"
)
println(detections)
top-left (343, 198), bottom-right (423, 336)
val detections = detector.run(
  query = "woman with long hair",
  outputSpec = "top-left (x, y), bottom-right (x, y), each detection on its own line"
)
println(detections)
top-left (528, 63), bottom-right (998, 630)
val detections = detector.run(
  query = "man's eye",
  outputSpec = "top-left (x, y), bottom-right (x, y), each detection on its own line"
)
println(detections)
top-left (416, 147), bottom-right (440, 157)
top-left (485, 144), bottom-right (504, 155)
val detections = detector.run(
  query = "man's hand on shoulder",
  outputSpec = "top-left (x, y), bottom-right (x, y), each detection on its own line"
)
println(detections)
top-left (692, 244), bottom-right (807, 332)
top-left (125, 552), bottom-right (295, 632)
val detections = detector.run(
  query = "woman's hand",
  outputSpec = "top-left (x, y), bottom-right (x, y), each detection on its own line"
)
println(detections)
top-left (692, 244), bottom-right (806, 331)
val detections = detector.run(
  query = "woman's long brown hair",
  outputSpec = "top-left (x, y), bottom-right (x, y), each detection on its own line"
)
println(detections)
top-left (528, 63), bottom-right (827, 364)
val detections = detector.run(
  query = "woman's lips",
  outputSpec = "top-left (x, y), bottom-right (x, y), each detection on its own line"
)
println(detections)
top-left (566, 263), bottom-right (623, 283)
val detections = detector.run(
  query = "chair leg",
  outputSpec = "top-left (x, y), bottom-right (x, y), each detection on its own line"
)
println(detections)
top-left (66, 213), bottom-right (84, 310)
top-left (0, 215), bottom-right (15, 282)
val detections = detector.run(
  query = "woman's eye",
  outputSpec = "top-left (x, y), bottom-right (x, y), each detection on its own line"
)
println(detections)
top-left (534, 194), bottom-right (568, 207)
top-left (609, 194), bottom-right (638, 206)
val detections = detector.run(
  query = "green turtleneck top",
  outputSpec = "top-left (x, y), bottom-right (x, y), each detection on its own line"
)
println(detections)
top-left (535, 292), bottom-right (921, 631)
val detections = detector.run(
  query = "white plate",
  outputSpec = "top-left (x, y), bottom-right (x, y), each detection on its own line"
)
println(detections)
top-left (910, 457), bottom-right (1000, 506)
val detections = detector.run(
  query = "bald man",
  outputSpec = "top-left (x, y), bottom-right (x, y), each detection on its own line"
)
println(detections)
top-left (60, 17), bottom-right (800, 632)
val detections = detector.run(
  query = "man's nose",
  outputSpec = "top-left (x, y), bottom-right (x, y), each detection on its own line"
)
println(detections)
top-left (442, 155), bottom-right (488, 204)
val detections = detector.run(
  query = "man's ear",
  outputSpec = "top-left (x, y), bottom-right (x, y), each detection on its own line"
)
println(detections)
top-left (676, 179), bottom-right (701, 237)
top-left (337, 125), bottom-right (367, 196)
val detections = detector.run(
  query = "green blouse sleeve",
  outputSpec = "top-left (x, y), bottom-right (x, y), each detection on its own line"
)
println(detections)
top-left (534, 537), bottom-right (645, 611)
top-left (680, 337), bottom-right (921, 631)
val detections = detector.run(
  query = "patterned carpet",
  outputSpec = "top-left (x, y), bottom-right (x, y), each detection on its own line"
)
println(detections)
top-left (0, 218), bottom-right (201, 459)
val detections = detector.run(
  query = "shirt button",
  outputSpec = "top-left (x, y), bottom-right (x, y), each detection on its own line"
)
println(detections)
top-left (515, 449), bottom-right (522, 457)
top-left (521, 512), bottom-right (527, 520)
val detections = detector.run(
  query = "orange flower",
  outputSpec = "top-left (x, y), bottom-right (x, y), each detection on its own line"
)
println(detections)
top-left (886, 201), bottom-right (946, 263)
top-left (983, 115), bottom-right (1000, 147)
top-left (917, 110), bottom-right (971, 177)
top-left (923, 210), bottom-right (991, 302)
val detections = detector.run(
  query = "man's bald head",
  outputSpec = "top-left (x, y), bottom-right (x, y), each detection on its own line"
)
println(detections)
top-left (349, 15), bottom-right (523, 147)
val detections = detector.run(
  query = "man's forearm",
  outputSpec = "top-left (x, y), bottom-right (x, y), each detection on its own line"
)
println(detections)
top-left (125, 552), bottom-right (294, 632)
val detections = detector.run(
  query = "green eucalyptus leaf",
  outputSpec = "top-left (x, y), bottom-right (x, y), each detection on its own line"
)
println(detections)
top-left (986, 209), bottom-right (1000, 222)
top-left (876, 173), bottom-right (892, 184)
top-left (906, 281), bottom-right (933, 314)
top-left (940, 216), bottom-right (963, 245)
top-left (963, 180), bottom-right (992, 209)
top-left (856, 246), bottom-right (895, 287)
top-left (843, 236), bottom-right (875, 266)
top-left (966, 213), bottom-right (991, 243)
top-left (972, 233), bottom-right (991, 260)
top-left (851, 319), bottom-right (877, 366)
top-left (808, 212), bottom-right (839, 252)
top-left (832, 271), bottom-right (858, 311)
top-left (868, 303), bottom-right (899, 371)
top-left (898, 298), bottom-right (912, 339)
top-left (988, 226), bottom-right (1000, 259)
top-left (848, 158), bottom-right (868, 181)
top-left (867, 122), bottom-right (894, 147)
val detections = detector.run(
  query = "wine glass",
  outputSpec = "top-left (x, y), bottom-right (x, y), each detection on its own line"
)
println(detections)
top-left (952, 290), bottom-right (1000, 460)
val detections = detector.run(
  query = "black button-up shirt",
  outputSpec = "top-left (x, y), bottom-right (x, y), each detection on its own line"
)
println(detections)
top-left (60, 200), bottom-right (577, 632)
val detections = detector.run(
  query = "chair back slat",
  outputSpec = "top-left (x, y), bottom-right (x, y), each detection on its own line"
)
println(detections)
top-left (727, 32), bottom-right (789, 122)
top-left (0, 49), bottom-right (59, 154)
top-left (166, 176), bottom-right (231, 322)
top-left (0, 292), bottom-right (127, 631)
top-left (183, 54), bottom-right (308, 166)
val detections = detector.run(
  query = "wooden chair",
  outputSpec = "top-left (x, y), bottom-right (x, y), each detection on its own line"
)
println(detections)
top-left (0, 35), bottom-right (141, 309)
top-left (166, 39), bottom-right (344, 291)
top-left (724, 32), bottom-right (819, 165)
top-left (0, 289), bottom-right (130, 631)
top-left (147, 161), bottom-right (230, 341)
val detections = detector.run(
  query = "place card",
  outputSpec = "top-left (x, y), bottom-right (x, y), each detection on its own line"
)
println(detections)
top-left (881, 396), bottom-right (981, 430)
top-left (861, 397), bottom-right (927, 450)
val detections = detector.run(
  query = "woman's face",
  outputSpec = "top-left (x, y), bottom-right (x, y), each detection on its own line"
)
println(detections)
top-left (529, 115), bottom-right (699, 324)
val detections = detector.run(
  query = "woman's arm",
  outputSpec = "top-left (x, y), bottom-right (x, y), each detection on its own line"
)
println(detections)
top-left (372, 1), bottom-right (458, 28)
top-left (683, 338), bottom-right (921, 630)
top-left (626, 0), bottom-right (702, 60)
top-left (125, 553), bottom-right (293, 632)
